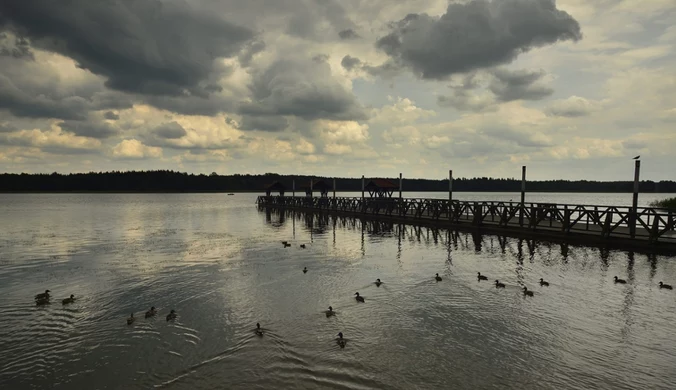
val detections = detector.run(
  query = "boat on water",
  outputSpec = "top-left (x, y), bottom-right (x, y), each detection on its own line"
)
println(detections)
top-left (227, 193), bottom-right (235, 195)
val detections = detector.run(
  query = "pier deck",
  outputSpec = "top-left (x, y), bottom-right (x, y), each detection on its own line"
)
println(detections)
top-left (256, 196), bottom-right (676, 253)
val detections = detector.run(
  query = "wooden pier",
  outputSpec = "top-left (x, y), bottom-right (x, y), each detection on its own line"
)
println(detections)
top-left (256, 195), bottom-right (676, 253)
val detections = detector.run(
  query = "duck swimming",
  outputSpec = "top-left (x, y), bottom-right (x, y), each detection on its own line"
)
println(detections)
top-left (283, 243), bottom-right (291, 248)
top-left (354, 292), bottom-right (365, 302)
top-left (255, 323), bottom-right (263, 336)
top-left (435, 273), bottom-right (442, 281)
top-left (495, 280), bottom-right (506, 288)
top-left (659, 282), bottom-right (673, 290)
top-left (62, 295), bottom-right (75, 305)
top-left (300, 244), bottom-right (306, 249)
top-left (127, 313), bottom-right (135, 325)
top-left (35, 298), bottom-right (50, 306)
top-left (614, 276), bottom-right (627, 284)
top-left (523, 287), bottom-right (534, 297)
top-left (375, 278), bottom-right (382, 287)
top-left (35, 290), bottom-right (50, 301)
top-left (326, 306), bottom-right (335, 317)
top-left (539, 278), bottom-right (550, 286)
top-left (477, 272), bottom-right (488, 281)
top-left (336, 332), bottom-right (346, 348)
top-left (145, 306), bottom-right (157, 318)
top-left (166, 309), bottom-right (177, 321)
top-left (303, 267), bottom-right (308, 273)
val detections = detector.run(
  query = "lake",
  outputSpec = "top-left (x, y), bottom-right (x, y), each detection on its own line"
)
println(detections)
top-left (1, 192), bottom-right (675, 389)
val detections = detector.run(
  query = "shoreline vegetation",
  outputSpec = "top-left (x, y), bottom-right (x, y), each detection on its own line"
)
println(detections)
top-left (0, 170), bottom-right (675, 194)
top-left (650, 197), bottom-right (676, 210)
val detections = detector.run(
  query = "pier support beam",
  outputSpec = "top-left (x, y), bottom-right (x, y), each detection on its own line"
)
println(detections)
top-left (333, 178), bottom-right (336, 199)
top-left (361, 175), bottom-right (365, 200)
top-left (519, 166), bottom-right (526, 226)
top-left (630, 160), bottom-right (640, 238)
top-left (292, 179), bottom-right (295, 198)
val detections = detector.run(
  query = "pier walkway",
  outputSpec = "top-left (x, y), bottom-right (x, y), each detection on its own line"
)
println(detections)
top-left (256, 196), bottom-right (676, 253)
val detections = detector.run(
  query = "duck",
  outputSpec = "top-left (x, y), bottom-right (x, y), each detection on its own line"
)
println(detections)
top-left (477, 272), bottom-right (488, 281)
top-left (523, 287), bottom-right (534, 297)
top-left (354, 292), bottom-right (365, 303)
top-left (435, 273), bottom-right (442, 281)
top-left (145, 306), bottom-right (157, 318)
top-left (336, 332), bottom-right (346, 348)
top-left (166, 309), bottom-right (177, 321)
top-left (326, 306), bottom-right (335, 317)
top-left (495, 280), bottom-right (506, 288)
top-left (375, 278), bottom-right (382, 287)
top-left (282, 241), bottom-right (289, 246)
top-left (255, 323), bottom-right (263, 336)
top-left (614, 276), bottom-right (627, 284)
top-left (303, 267), bottom-right (308, 274)
top-left (284, 243), bottom-right (291, 248)
top-left (62, 294), bottom-right (75, 305)
top-left (659, 282), bottom-right (673, 290)
top-left (35, 298), bottom-right (50, 306)
top-left (300, 244), bottom-right (306, 249)
top-left (539, 278), bottom-right (550, 287)
top-left (35, 290), bottom-right (51, 301)
top-left (127, 313), bottom-right (135, 325)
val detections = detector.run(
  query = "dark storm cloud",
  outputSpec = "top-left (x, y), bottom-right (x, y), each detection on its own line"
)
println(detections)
top-left (0, 0), bottom-right (254, 97)
top-left (58, 119), bottom-right (120, 139)
top-left (375, 0), bottom-right (581, 79)
top-left (152, 122), bottom-right (187, 139)
top-left (489, 69), bottom-right (553, 102)
top-left (239, 58), bottom-right (367, 122)
top-left (104, 111), bottom-right (119, 120)
top-left (339, 29), bottom-right (359, 40)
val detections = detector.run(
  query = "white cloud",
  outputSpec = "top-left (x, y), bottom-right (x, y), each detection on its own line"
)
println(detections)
top-left (111, 139), bottom-right (162, 160)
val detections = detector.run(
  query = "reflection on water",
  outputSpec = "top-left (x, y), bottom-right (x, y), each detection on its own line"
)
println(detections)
top-left (1, 194), bottom-right (676, 390)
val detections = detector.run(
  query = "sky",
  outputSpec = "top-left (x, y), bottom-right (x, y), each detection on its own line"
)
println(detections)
top-left (0, 0), bottom-right (674, 181)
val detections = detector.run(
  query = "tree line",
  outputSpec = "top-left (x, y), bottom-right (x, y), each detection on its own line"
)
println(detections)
top-left (0, 171), bottom-right (674, 193)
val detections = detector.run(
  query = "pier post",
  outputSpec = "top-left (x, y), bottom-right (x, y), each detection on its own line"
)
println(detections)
top-left (519, 166), bottom-right (526, 226)
top-left (630, 160), bottom-right (640, 238)
top-left (361, 175), bottom-right (365, 200)
top-left (399, 173), bottom-right (402, 200)
top-left (449, 170), bottom-right (453, 221)
top-left (292, 179), bottom-right (295, 198)
top-left (333, 178), bottom-right (336, 199)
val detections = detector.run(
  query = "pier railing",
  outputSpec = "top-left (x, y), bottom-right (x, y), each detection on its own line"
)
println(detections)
top-left (256, 196), bottom-right (676, 245)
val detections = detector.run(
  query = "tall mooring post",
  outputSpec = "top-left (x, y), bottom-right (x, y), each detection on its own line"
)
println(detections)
top-left (361, 175), bottom-right (365, 200)
top-left (519, 166), bottom-right (527, 226)
top-left (310, 178), bottom-right (314, 197)
top-left (333, 178), bottom-right (336, 199)
top-left (449, 170), bottom-right (453, 221)
top-left (399, 173), bottom-right (403, 200)
top-left (292, 179), bottom-right (295, 197)
top-left (630, 159), bottom-right (641, 238)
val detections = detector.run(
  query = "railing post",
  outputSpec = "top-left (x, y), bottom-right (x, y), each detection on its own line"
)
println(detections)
top-left (361, 175), bottom-right (365, 200)
top-left (399, 173), bottom-right (402, 200)
top-left (519, 166), bottom-right (526, 226)
top-left (333, 178), bottom-right (336, 199)
top-left (630, 159), bottom-right (640, 238)
top-left (292, 179), bottom-right (295, 198)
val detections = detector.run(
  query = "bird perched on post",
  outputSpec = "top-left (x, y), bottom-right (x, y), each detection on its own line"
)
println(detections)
top-left (633, 155), bottom-right (640, 160)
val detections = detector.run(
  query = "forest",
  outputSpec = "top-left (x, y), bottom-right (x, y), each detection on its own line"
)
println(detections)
top-left (0, 171), bottom-right (674, 193)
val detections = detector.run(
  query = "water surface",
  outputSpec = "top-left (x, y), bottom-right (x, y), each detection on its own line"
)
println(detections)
top-left (1, 193), bottom-right (675, 389)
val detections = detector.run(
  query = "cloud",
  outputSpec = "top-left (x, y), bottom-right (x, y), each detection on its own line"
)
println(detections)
top-left (103, 111), bottom-right (119, 120)
top-left (341, 55), bottom-right (362, 71)
top-left (152, 122), bottom-right (187, 139)
top-left (488, 68), bottom-right (553, 102)
top-left (0, 122), bottom-right (16, 133)
top-left (438, 68), bottom-right (553, 111)
top-left (339, 29), bottom-right (360, 40)
top-left (58, 119), bottom-right (119, 139)
top-left (111, 139), bottom-right (162, 160)
top-left (545, 96), bottom-right (602, 117)
top-left (238, 115), bottom-right (289, 132)
top-left (370, 97), bottom-right (436, 126)
top-left (0, 0), bottom-right (254, 96)
top-left (239, 57), bottom-right (367, 122)
top-left (0, 126), bottom-right (101, 154)
top-left (0, 32), bottom-right (34, 60)
top-left (375, 0), bottom-right (582, 79)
